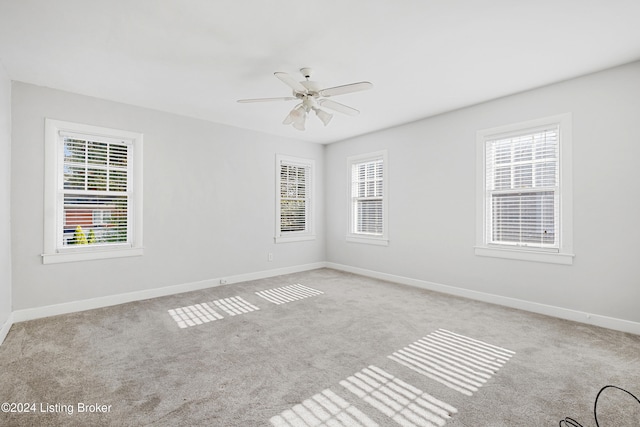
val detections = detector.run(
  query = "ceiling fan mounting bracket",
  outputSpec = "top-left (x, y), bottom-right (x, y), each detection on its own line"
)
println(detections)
top-left (300, 67), bottom-right (313, 79)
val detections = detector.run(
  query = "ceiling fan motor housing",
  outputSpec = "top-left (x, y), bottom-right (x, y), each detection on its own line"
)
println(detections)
top-left (302, 96), bottom-right (319, 110)
top-left (300, 80), bottom-right (322, 96)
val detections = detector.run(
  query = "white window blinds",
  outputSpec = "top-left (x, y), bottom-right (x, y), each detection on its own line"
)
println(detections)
top-left (485, 127), bottom-right (559, 249)
top-left (351, 157), bottom-right (384, 235)
top-left (279, 162), bottom-right (310, 234)
top-left (58, 132), bottom-right (132, 249)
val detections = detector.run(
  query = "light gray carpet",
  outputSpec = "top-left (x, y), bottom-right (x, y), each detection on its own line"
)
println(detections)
top-left (1, 268), bottom-right (639, 426)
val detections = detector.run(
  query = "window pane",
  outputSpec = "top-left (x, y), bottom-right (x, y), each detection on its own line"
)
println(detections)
top-left (64, 139), bottom-right (86, 164)
top-left (87, 168), bottom-right (107, 191)
top-left (513, 164), bottom-right (533, 188)
top-left (494, 141), bottom-right (511, 164)
top-left (513, 135), bottom-right (532, 162)
top-left (491, 191), bottom-right (555, 245)
top-left (63, 165), bottom-right (86, 190)
top-left (63, 194), bottom-right (128, 246)
top-left (109, 144), bottom-right (128, 168)
top-left (535, 161), bottom-right (557, 187)
top-left (109, 170), bottom-right (128, 192)
top-left (280, 199), bottom-right (306, 232)
top-left (356, 199), bottom-right (383, 234)
top-left (279, 162), bottom-right (309, 234)
top-left (87, 141), bottom-right (108, 165)
top-left (375, 180), bottom-right (383, 196)
top-left (366, 180), bottom-right (374, 197)
top-left (495, 166), bottom-right (511, 190)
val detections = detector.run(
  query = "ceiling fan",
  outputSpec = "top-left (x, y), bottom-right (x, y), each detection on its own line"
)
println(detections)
top-left (237, 68), bottom-right (373, 131)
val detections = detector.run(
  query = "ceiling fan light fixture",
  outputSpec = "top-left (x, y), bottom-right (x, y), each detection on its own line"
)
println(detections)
top-left (283, 104), bottom-right (304, 125)
top-left (315, 108), bottom-right (333, 126)
top-left (292, 113), bottom-right (306, 131)
top-left (283, 105), bottom-right (307, 130)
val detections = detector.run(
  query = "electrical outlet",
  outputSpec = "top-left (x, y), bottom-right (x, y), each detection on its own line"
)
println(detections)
top-left (268, 253), bottom-right (273, 262)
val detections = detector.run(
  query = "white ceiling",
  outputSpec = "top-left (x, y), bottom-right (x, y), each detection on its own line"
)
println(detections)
top-left (1, 0), bottom-right (639, 144)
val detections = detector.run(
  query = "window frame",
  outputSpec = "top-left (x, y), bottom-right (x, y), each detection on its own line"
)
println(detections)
top-left (274, 154), bottom-right (315, 243)
top-left (347, 150), bottom-right (389, 246)
top-left (475, 113), bottom-right (573, 265)
top-left (43, 119), bottom-right (143, 264)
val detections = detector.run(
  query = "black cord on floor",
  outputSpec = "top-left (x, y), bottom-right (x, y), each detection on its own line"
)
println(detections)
top-left (559, 385), bottom-right (640, 427)
top-left (559, 418), bottom-right (583, 427)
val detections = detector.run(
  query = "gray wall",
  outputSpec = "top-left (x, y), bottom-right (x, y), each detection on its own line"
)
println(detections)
top-left (0, 62), bottom-right (11, 335)
top-left (8, 62), bottom-right (640, 326)
top-left (11, 82), bottom-right (325, 310)
top-left (325, 61), bottom-right (640, 323)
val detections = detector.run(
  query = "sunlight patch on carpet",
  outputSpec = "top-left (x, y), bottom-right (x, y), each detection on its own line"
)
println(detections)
top-left (388, 329), bottom-right (515, 396)
top-left (256, 284), bottom-right (324, 305)
top-left (168, 296), bottom-right (259, 328)
top-left (168, 303), bottom-right (224, 328)
top-left (270, 388), bottom-right (378, 427)
top-left (270, 366), bottom-right (456, 427)
top-left (341, 365), bottom-right (457, 427)
top-left (210, 296), bottom-right (260, 316)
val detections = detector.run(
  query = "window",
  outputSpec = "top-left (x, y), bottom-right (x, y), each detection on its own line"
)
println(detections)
top-left (475, 114), bottom-right (573, 264)
top-left (275, 155), bottom-right (315, 243)
top-left (347, 150), bottom-right (388, 245)
top-left (43, 119), bottom-right (143, 264)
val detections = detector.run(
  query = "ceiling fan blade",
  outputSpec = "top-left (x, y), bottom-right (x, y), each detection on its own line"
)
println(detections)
top-left (274, 72), bottom-right (307, 94)
top-left (319, 81), bottom-right (373, 97)
top-left (237, 97), bottom-right (297, 103)
top-left (318, 99), bottom-right (360, 116)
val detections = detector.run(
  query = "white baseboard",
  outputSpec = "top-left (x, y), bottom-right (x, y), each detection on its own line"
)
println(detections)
top-left (12, 262), bottom-right (327, 323)
top-left (0, 312), bottom-right (13, 345)
top-left (326, 262), bottom-right (640, 336)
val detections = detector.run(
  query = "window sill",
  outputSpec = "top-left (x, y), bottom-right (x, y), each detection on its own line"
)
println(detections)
top-left (347, 235), bottom-right (389, 246)
top-left (275, 234), bottom-right (316, 244)
top-left (474, 246), bottom-right (573, 265)
top-left (42, 247), bottom-right (144, 264)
